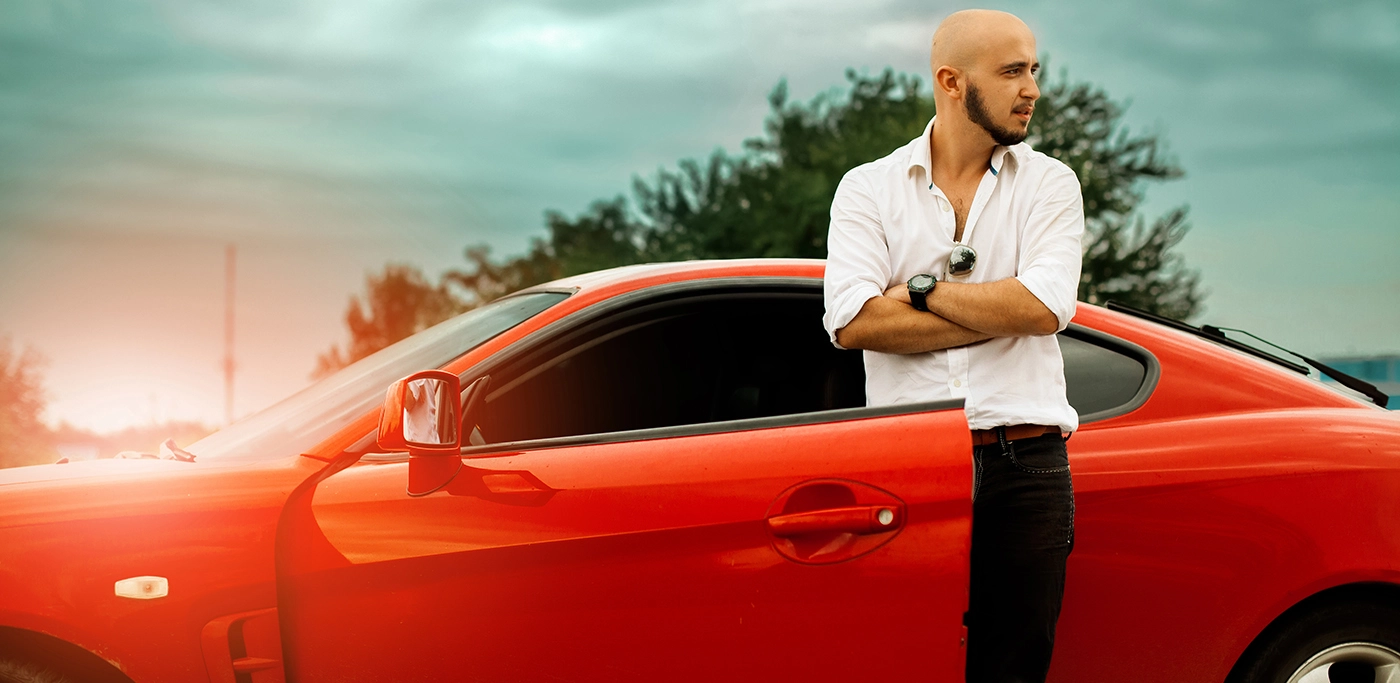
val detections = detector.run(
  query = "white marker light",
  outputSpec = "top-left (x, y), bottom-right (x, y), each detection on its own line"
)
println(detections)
top-left (114, 576), bottom-right (168, 600)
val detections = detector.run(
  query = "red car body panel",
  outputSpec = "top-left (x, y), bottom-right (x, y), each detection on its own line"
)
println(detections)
top-left (0, 257), bottom-right (1394, 683)
top-left (0, 456), bottom-right (319, 682)
top-left (1057, 409), bottom-right (1400, 681)
top-left (283, 407), bottom-right (973, 681)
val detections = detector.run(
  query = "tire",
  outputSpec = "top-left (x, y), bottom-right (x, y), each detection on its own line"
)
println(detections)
top-left (1230, 600), bottom-right (1400, 683)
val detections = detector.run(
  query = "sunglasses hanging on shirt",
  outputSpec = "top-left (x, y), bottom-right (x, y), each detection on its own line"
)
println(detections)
top-left (948, 243), bottom-right (977, 277)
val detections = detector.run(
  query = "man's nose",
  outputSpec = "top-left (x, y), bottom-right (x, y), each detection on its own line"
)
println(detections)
top-left (1023, 76), bottom-right (1040, 102)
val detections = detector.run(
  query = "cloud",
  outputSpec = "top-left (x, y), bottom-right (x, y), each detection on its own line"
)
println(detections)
top-left (0, 0), bottom-right (792, 246)
top-left (2, 0), bottom-right (1397, 278)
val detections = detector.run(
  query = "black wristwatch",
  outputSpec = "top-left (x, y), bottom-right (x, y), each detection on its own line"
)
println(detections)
top-left (907, 273), bottom-right (936, 312)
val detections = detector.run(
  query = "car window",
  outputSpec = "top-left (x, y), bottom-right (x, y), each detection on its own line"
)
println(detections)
top-left (1058, 333), bottom-right (1150, 420)
top-left (462, 292), bottom-right (1151, 447)
top-left (187, 291), bottom-right (569, 461)
top-left (473, 296), bottom-right (865, 444)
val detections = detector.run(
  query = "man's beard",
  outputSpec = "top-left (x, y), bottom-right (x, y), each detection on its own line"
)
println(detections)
top-left (966, 82), bottom-right (1029, 146)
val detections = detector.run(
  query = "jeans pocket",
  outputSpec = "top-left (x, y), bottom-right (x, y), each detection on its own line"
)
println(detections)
top-left (1006, 439), bottom-right (1071, 475)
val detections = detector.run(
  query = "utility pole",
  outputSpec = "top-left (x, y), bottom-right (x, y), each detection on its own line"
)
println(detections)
top-left (224, 244), bottom-right (236, 426)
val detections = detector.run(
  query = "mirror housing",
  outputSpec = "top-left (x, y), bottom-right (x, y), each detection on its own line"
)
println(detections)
top-left (377, 370), bottom-right (462, 453)
top-left (379, 370), bottom-right (464, 497)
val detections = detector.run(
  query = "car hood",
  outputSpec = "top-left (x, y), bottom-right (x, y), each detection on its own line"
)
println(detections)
top-left (0, 456), bottom-right (320, 529)
top-left (0, 458), bottom-right (199, 488)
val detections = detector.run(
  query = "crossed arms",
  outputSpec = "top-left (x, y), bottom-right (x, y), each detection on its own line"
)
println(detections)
top-left (823, 167), bottom-right (1084, 356)
top-left (834, 278), bottom-right (1059, 355)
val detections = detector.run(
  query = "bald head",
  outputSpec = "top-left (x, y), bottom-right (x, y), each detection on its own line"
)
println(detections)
top-left (925, 10), bottom-right (1041, 147)
top-left (931, 10), bottom-right (1035, 75)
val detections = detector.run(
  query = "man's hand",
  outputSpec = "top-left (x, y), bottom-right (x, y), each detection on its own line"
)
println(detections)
top-left (883, 283), bottom-right (912, 305)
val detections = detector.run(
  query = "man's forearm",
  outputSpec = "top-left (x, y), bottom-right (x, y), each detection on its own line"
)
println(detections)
top-left (835, 295), bottom-right (993, 354)
top-left (927, 278), bottom-right (1059, 337)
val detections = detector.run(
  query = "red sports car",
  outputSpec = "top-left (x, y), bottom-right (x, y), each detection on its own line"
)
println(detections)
top-left (1, 259), bottom-right (1397, 683)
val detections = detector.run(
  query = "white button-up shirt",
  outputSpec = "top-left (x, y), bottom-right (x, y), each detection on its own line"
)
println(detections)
top-left (822, 117), bottom-right (1084, 433)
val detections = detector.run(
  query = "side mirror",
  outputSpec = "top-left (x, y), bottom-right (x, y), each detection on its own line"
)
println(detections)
top-left (378, 370), bottom-right (464, 497)
top-left (378, 370), bottom-right (461, 452)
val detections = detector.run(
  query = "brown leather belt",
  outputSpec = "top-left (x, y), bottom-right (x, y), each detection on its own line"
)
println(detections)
top-left (970, 424), bottom-right (1061, 447)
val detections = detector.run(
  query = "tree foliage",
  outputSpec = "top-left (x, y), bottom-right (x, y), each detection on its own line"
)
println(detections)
top-left (322, 65), bottom-right (1204, 369)
top-left (313, 264), bottom-right (468, 378)
top-left (0, 336), bottom-right (55, 468)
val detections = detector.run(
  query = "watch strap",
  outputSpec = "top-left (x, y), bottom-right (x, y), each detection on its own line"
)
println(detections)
top-left (910, 287), bottom-right (929, 312)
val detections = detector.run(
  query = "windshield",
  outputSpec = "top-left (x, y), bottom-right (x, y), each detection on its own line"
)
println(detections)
top-left (187, 291), bottom-right (570, 461)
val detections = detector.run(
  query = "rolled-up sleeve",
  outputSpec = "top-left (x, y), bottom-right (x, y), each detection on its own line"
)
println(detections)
top-left (823, 169), bottom-right (890, 348)
top-left (1015, 166), bottom-right (1084, 332)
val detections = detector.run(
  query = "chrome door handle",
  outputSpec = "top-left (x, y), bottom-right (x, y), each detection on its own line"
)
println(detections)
top-left (765, 504), bottom-right (903, 537)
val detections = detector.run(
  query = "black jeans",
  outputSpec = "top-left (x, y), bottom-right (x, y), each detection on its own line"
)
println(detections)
top-left (965, 430), bottom-right (1076, 683)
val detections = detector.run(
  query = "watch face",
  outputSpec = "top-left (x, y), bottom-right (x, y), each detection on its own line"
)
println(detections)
top-left (909, 274), bottom-right (935, 291)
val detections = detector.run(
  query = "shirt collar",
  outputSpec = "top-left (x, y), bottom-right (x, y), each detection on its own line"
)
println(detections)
top-left (908, 116), bottom-right (1024, 183)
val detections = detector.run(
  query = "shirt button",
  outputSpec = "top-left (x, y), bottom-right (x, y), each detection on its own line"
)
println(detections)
top-left (937, 197), bottom-right (950, 212)
top-left (953, 379), bottom-right (962, 387)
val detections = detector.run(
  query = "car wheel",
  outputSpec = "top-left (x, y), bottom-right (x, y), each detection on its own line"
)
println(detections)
top-left (0, 658), bottom-right (72, 683)
top-left (1231, 600), bottom-right (1400, 683)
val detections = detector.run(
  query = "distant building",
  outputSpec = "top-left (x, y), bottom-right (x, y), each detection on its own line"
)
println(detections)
top-left (1318, 355), bottom-right (1400, 410)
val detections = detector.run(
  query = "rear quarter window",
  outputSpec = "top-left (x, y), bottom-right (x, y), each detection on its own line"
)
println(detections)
top-left (1058, 329), bottom-right (1157, 422)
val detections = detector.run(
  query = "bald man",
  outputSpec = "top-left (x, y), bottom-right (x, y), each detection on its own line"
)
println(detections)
top-left (822, 10), bottom-right (1082, 683)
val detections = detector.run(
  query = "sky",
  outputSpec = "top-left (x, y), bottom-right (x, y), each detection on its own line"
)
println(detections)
top-left (0, 0), bottom-right (1397, 432)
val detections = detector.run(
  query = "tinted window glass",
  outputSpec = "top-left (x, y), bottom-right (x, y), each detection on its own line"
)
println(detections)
top-left (475, 297), bottom-right (864, 444)
top-left (188, 291), bottom-right (569, 460)
top-left (1058, 334), bottom-right (1148, 418)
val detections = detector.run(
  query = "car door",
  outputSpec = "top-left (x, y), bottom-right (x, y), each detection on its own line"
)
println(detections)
top-left (280, 405), bottom-right (971, 682)
top-left (278, 287), bottom-right (976, 681)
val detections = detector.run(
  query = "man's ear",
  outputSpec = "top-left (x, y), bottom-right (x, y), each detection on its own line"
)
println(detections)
top-left (933, 65), bottom-right (964, 101)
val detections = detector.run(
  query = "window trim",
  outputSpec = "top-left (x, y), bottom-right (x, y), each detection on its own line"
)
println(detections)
top-left (1060, 324), bottom-right (1161, 424)
top-left (448, 398), bottom-right (965, 458)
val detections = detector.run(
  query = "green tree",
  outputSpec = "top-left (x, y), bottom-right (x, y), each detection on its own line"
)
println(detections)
top-left (313, 264), bottom-right (468, 378)
top-left (0, 336), bottom-right (55, 468)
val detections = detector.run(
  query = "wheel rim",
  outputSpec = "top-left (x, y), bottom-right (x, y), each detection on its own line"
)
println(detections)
top-left (1286, 642), bottom-right (1400, 683)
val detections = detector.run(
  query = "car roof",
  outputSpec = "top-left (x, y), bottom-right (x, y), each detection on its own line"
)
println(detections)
top-left (516, 257), bottom-right (1131, 327)
top-left (517, 258), bottom-right (827, 295)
